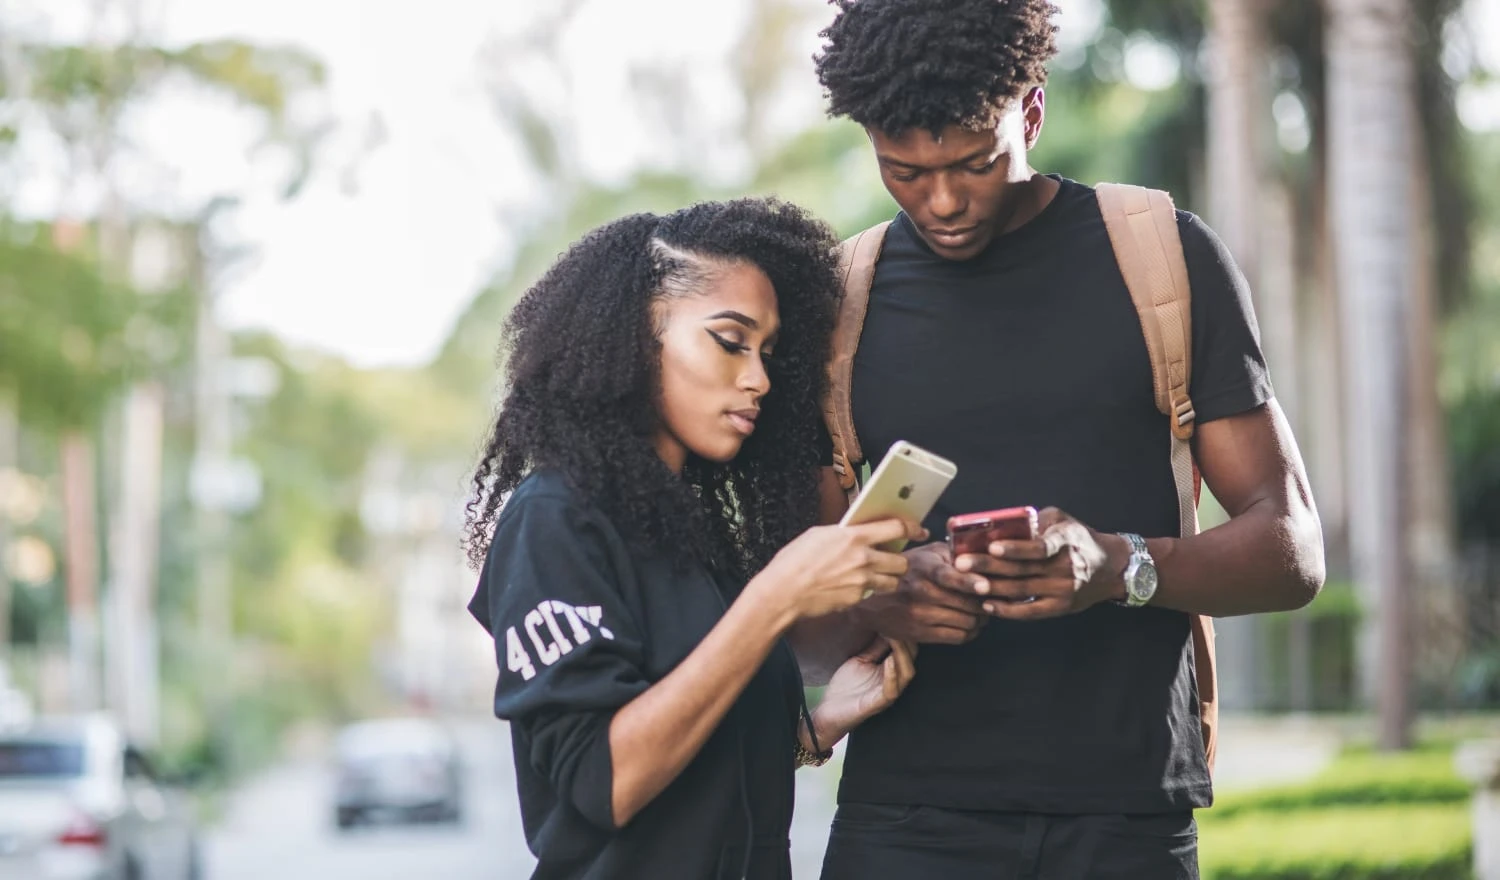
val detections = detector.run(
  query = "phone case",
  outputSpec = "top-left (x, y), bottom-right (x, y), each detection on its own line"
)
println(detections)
top-left (947, 506), bottom-right (1039, 555)
top-left (839, 441), bottom-right (957, 552)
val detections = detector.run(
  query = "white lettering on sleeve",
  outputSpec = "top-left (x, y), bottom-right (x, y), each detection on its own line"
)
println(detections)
top-left (505, 626), bottom-right (537, 681)
top-left (525, 609), bottom-right (561, 665)
top-left (539, 602), bottom-right (575, 655)
top-left (551, 601), bottom-right (591, 646)
top-left (505, 601), bottom-right (617, 680)
top-left (576, 605), bottom-right (615, 640)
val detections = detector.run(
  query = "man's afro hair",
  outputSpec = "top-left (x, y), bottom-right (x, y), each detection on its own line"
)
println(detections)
top-left (814, 0), bottom-right (1061, 135)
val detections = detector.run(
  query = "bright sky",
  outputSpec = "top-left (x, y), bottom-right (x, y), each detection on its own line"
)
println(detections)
top-left (150, 0), bottom-right (774, 368)
top-left (7, 0), bottom-right (1500, 368)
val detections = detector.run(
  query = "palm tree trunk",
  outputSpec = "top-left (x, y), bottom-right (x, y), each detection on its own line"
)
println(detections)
top-left (1207, 0), bottom-right (1275, 711)
top-left (0, 393), bottom-right (15, 660)
top-left (1306, 171), bottom-right (1351, 578)
top-left (1405, 126), bottom-right (1456, 651)
top-left (1324, 0), bottom-right (1417, 750)
top-left (59, 430), bottom-right (101, 711)
top-left (1207, 0), bottom-right (1267, 290)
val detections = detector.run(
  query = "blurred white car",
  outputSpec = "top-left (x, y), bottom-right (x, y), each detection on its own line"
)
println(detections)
top-left (0, 715), bottom-right (201, 880)
top-left (332, 718), bottom-right (463, 830)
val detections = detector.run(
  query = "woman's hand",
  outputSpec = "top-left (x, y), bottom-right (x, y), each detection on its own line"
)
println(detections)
top-left (806, 635), bottom-right (917, 751)
top-left (747, 519), bottom-right (925, 623)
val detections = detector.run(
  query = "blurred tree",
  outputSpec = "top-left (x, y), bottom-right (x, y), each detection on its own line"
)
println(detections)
top-left (1325, 0), bottom-right (1419, 750)
top-left (0, 0), bottom-right (330, 741)
top-left (0, 227), bottom-right (190, 431)
top-left (21, 39), bottom-right (327, 200)
top-left (1098, 0), bottom-right (1481, 725)
top-left (225, 334), bottom-right (390, 735)
top-left (0, 223), bottom-right (190, 709)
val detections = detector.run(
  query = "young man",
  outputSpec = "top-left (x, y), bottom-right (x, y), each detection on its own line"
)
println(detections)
top-left (804, 1), bottom-right (1326, 878)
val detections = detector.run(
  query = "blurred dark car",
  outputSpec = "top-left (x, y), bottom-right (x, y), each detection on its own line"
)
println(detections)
top-left (331, 718), bottom-right (463, 830)
top-left (0, 714), bottom-right (202, 880)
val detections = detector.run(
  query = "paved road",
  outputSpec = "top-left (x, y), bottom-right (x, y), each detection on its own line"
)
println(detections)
top-left (203, 714), bottom-right (1332, 879)
top-left (204, 715), bottom-right (844, 879)
top-left (204, 717), bottom-right (536, 879)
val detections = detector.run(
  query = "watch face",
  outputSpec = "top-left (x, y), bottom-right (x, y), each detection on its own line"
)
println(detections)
top-left (1132, 563), bottom-right (1159, 599)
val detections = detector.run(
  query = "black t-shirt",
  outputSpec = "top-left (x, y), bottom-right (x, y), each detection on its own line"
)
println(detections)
top-left (840, 176), bottom-right (1272, 814)
top-left (469, 470), bottom-right (802, 879)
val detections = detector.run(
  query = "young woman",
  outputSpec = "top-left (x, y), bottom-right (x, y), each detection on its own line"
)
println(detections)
top-left (464, 198), bottom-right (922, 880)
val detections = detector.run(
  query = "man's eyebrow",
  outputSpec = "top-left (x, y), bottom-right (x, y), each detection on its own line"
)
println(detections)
top-left (876, 147), bottom-right (998, 170)
top-left (953, 146), bottom-right (999, 165)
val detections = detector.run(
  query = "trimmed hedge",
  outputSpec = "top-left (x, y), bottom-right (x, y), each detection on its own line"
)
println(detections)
top-left (1199, 803), bottom-right (1472, 880)
top-left (1209, 744), bottom-right (1470, 821)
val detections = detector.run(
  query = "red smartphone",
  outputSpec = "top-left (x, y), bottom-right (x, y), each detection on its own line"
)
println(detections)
top-left (947, 506), bottom-right (1039, 555)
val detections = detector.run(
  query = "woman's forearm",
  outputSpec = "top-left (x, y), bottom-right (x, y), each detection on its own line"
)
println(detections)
top-left (607, 587), bottom-right (795, 826)
top-left (798, 711), bottom-right (850, 758)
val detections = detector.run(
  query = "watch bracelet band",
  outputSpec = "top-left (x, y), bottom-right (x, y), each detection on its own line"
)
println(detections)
top-left (794, 739), bottom-right (833, 768)
top-left (1117, 531), bottom-right (1152, 607)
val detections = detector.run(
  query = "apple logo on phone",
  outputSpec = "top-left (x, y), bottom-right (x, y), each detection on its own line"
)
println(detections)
top-left (898, 484), bottom-right (914, 500)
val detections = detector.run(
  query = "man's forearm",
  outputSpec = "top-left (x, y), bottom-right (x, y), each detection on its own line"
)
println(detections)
top-left (1133, 497), bottom-right (1325, 617)
top-left (787, 611), bottom-right (874, 686)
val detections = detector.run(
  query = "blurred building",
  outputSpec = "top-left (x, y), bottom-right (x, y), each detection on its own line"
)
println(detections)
top-left (360, 449), bottom-right (493, 714)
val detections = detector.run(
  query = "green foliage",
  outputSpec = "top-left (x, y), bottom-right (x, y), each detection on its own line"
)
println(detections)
top-left (1446, 134), bottom-right (1500, 542)
top-left (166, 40), bottom-right (326, 119)
top-left (747, 121), bottom-right (898, 236)
top-left (179, 332), bottom-right (402, 771)
top-left (1251, 582), bottom-right (1361, 711)
top-left (231, 333), bottom-right (379, 582)
top-left (1449, 382), bottom-right (1500, 541)
top-left (23, 39), bottom-right (324, 126)
top-left (351, 367), bottom-right (482, 462)
top-left (0, 227), bottom-right (192, 429)
top-left (1209, 743), bottom-right (1469, 821)
top-left (0, 16), bottom-right (362, 780)
top-left (239, 551), bottom-right (387, 722)
top-left (1032, 68), bottom-right (1203, 208)
top-left (1202, 802), bottom-right (1472, 880)
top-left (15, 34), bottom-right (327, 213)
top-left (1103, 0), bottom-right (1204, 48)
top-left (1200, 743), bottom-right (1473, 880)
top-left (1201, 803), bottom-right (1471, 880)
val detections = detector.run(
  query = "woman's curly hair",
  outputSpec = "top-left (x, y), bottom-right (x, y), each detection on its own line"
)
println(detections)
top-left (814, 0), bottom-right (1060, 136)
top-left (462, 198), bottom-right (840, 580)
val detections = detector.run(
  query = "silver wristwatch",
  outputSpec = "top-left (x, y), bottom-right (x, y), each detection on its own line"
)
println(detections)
top-left (1118, 532), bottom-right (1159, 607)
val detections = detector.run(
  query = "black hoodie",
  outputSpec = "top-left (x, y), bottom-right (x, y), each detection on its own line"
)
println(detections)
top-left (469, 469), bottom-right (803, 880)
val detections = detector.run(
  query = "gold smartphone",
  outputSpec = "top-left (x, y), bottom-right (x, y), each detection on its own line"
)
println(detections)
top-left (839, 440), bottom-right (958, 552)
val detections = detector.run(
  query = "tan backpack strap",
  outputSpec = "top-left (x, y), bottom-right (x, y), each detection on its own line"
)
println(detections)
top-left (1096, 183), bottom-right (1198, 541)
top-left (1097, 182), bottom-right (1216, 774)
top-left (1095, 184), bottom-right (1196, 440)
top-left (824, 221), bottom-right (890, 496)
top-left (1193, 615), bottom-right (1218, 772)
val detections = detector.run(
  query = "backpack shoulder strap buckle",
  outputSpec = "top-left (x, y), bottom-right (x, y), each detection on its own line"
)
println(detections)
top-left (1172, 393), bottom-right (1197, 441)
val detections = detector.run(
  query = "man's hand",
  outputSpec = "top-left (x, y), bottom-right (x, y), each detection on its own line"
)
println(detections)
top-left (857, 543), bottom-right (988, 644)
top-left (953, 507), bottom-right (1131, 621)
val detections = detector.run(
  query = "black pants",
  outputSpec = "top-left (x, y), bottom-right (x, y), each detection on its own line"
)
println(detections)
top-left (819, 803), bottom-right (1199, 880)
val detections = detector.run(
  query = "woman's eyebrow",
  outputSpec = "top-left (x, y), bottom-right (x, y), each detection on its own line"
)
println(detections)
top-left (704, 310), bottom-right (758, 329)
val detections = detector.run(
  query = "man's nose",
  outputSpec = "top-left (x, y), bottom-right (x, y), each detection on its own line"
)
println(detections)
top-left (929, 176), bottom-right (966, 221)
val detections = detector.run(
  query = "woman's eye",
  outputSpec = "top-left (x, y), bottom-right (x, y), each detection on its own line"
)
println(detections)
top-left (708, 330), bottom-right (749, 353)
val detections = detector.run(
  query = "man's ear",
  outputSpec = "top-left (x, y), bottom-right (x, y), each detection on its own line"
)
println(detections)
top-left (1022, 86), bottom-right (1046, 150)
